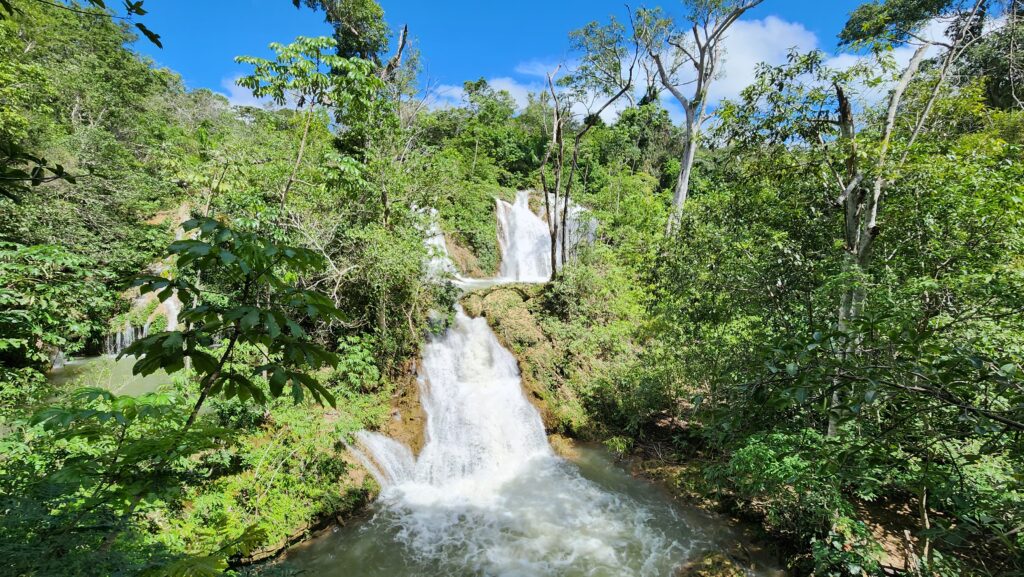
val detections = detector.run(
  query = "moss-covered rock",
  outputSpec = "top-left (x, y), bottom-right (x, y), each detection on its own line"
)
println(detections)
top-left (676, 552), bottom-right (746, 577)
top-left (548, 433), bottom-right (580, 459)
top-left (380, 362), bottom-right (426, 455)
top-left (446, 235), bottom-right (493, 278)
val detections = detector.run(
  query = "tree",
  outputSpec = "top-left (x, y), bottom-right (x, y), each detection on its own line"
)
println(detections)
top-left (126, 217), bottom-right (344, 430)
top-left (295, 0), bottom-right (390, 61)
top-left (673, 36), bottom-right (1023, 570)
top-left (235, 36), bottom-right (379, 208)
top-left (955, 0), bottom-right (1024, 109)
top-left (539, 15), bottom-right (640, 278)
top-left (826, 0), bottom-right (988, 435)
top-left (0, 142), bottom-right (76, 201)
top-left (0, 243), bottom-right (111, 370)
top-left (0, 0), bottom-right (160, 46)
top-left (0, 0), bottom-right (160, 201)
top-left (636, 0), bottom-right (763, 233)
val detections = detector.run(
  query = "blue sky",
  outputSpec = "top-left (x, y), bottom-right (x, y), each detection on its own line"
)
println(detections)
top-left (134, 0), bottom-right (870, 109)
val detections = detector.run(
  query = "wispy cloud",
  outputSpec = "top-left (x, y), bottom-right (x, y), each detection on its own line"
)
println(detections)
top-left (424, 77), bottom-right (545, 112)
top-left (710, 16), bottom-right (819, 102)
top-left (489, 77), bottom-right (545, 108)
top-left (421, 13), bottom-right (957, 124)
top-left (424, 83), bottom-right (466, 109)
top-left (218, 74), bottom-right (267, 108)
top-left (514, 59), bottom-right (564, 78)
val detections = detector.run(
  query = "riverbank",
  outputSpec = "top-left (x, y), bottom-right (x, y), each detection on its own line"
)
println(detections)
top-left (464, 277), bottom-right (952, 576)
top-left (462, 282), bottom-right (786, 576)
top-left (223, 360), bottom-right (422, 570)
top-left (38, 357), bottom-right (391, 572)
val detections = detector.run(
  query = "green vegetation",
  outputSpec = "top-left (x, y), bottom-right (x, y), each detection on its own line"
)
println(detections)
top-left (1, 0), bottom-right (1022, 576)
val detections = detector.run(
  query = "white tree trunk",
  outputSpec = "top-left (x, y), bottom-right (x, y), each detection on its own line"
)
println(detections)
top-left (826, 43), bottom-right (930, 437)
top-left (667, 105), bottom-right (699, 233)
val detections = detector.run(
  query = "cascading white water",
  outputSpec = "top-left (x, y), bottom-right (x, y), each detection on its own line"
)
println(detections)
top-left (341, 194), bottom-right (709, 576)
top-left (103, 292), bottom-right (183, 356)
top-left (350, 306), bottom-right (701, 575)
top-left (424, 210), bottom-right (459, 282)
top-left (104, 320), bottom-right (145, 356)
top-left (495, 190), bottom-right (598, 281)
top-left (355, 307), bottom-right (551, 496)
top-left (163, 293), bottom-right (181, 332)
top-left (496, 190), bottom-right (554, 282)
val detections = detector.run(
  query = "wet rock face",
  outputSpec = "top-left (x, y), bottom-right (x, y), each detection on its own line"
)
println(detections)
top-left (676, 552), bottom-right (747, 577)
top-left (445, 234), bottom-right (492, 278)
top-left (380, 363), bottom-right (426, 455)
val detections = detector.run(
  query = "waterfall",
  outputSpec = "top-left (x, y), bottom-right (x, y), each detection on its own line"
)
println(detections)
top-left (496, 191), bottom-right (553, 282)
top-left (104, 321), bottom-right (146, 356)
top-left (356, 306), bottom-right (551, 494)
top-left (103, 292), bottom-right (183, 356)
top-left (424, 212), bottom-right (459, 282)
top-left (346, 194), bottom-right (698, 575)
top-left (495, 190), bottom-right (597, 281)
top-left (104, 208), bottom-right (190, 356)
top-left (163, 292), bottom-right (182, 332)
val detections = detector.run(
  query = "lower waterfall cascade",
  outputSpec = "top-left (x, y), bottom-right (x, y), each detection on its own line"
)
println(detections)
top-left (284, 191), bottom-right (766, 576)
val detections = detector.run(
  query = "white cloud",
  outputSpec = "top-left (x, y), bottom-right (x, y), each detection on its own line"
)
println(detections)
top-left (218, 74), bottom-right (266, 108)
top-left (489, 77), bottom-right (544, 109)
top-left (424, 83), bottom-right (466, 109)
top-left (420, 13), bottom-right (968, 125)
top-left (424, 77), bottom-right (543, 112)
top-left (709, 16), bottom-right (820, 102)
top-left (417, 15), bottom-right (819, 124)
top-left (514, 60), bottom-right (562, 78)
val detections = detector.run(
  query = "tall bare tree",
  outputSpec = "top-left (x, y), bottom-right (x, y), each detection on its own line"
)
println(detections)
top-left (539, 15), bottom-right (640, 278)
top-left (827, 0), bottom-right (987, 437)
top-left (636, 0), bottom-right (763, 233)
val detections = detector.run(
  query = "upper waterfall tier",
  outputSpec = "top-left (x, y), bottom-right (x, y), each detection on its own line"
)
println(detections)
top-left (496, 190), bottom-right (553, 283)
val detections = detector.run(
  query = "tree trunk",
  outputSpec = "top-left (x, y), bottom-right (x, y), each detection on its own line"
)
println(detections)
top-left (282, 100), bottom-right (315, 208)
top-left (827, 44), bottom-right (929, 437)
top-left (667, 110), bottom-right (698, 234)
top-left (377, 291), bottom-right (387, 335)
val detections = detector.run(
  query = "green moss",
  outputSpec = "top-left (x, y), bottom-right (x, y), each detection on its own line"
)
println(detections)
top-left (148, 313), bottom-right (167, 333)
top-left (108, 295), bottom-right (159, 331)
top-left (130, 297), bottom-right (159, 327)
top-left (676, 552), bottom-right (746, 577)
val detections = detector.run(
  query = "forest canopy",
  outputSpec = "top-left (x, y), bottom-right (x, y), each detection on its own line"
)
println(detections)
top-left (0, 0), bottom-right (1022, 576)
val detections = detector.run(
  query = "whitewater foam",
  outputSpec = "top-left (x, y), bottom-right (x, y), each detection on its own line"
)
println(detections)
top-left (344, 192), bottom-right (700, 575)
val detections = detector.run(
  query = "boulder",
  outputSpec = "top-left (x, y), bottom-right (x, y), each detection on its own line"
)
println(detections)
top-left (677, 552), bottom-right (747, 577)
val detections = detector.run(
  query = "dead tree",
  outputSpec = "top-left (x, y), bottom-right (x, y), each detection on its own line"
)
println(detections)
top-left (539, 16), bottom-right (640, 278)
top-left (637, 0), bottom-right (764, 233)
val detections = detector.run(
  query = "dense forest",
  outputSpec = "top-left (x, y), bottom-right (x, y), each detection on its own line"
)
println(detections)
top-left (0, 0), bottom-right (1022, 576)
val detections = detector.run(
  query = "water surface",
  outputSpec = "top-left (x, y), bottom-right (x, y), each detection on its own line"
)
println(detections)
top-left (282, 445), bottom-right (769, 577)
top-left (47, 355), bottom-right (171, 396)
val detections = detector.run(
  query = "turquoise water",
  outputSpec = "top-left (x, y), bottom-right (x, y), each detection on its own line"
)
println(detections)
top-left (47, 355), bottom-right (173, 396)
